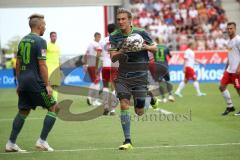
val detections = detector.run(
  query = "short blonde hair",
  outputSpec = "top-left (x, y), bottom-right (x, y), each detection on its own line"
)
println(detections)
top-left (117, 8), bottom-right (132, 20)
top-left (28, 13), bottom-right (44, 28)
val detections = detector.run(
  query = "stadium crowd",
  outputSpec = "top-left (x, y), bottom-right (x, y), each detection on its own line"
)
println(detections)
top-left (128, 0), bottom-right (228, 51)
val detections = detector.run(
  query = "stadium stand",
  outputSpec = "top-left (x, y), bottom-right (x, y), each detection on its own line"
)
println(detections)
top-left (128, 0), bottom-right (228, 51)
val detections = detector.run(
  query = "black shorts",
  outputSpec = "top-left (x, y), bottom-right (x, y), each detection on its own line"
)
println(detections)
top-left (115, 71), bottom-right (148, 108)
top-left (18, 90), bottom-right (56, 110)
top-left (151, 63), bottom-right (170, 82)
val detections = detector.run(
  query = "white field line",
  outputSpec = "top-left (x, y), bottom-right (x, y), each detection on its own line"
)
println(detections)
top-left (0, 142), bottom-right (240, 155)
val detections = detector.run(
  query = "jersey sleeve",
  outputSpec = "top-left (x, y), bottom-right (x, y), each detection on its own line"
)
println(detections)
top-left (94, 42), bottom-right (102, 52)
top-left (109, 35), bottom-right (119, 51)
top-left (165, 47), bottom-right (171, 57)
top-left (37, 39), bottom-right (47, 60)
top-left (141, 30), bottom-right (154, 45)
top-left (184, 50), bottom-right (189, 59)
top-left (17, 42), bottom-right (22, 58)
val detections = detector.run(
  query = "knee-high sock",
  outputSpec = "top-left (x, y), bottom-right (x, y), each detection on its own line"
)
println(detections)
top-left (88, 83), bottom-right (100, 102)
top-left (193, 81), bottom-right (201, 95)
top-left (40, 112), bottom-right (57, 141)
top-left (120, 110), bottom-right (131, 140)
top-left (176, 81), bottom-right (185, 93)
top-left (166, 82), bottom-right (173, 95)
top-left (102, 87), bottom-right (109, 109)
top-left (222, 89), bottom-right (233, 108)
top-left (9, 113), bottom-right (27, 143)
top-left (110, 90), bottom-right (119, 110)
top-left (159, 85), bottom-right (165, 98)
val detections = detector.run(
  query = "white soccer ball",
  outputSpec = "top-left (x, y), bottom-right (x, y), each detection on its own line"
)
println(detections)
top-left (122, 33), bottom-right (144, 52)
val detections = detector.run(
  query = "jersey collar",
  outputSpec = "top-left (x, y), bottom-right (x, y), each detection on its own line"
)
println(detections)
top-left (119, 26), bottom-right (134, 36)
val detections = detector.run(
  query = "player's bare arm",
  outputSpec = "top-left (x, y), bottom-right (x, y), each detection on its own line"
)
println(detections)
top-left (143, 43), bottom-right (157, 53)
top-left (183, 57), bottom-right (187, 72)
top-left (95, 49), bottom-right (102, 74)
top-left (110, 49), bottom-right (124, 62)
top-left (236, 62), bottom-right (240, 75)
top-left (15, 58), bottom-right (21, 94)
top-left (225, 60), bottom-right (229, 70)
top-left (195, 59), bottom-right (205, 65)
top-left (83, 52), bottom-right (88, 65)
top-left (39, 60), bottom-right (52, 97)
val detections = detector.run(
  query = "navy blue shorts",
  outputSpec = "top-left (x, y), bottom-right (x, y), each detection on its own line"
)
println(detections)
top-left (115, 71), bottom-right (148, 108)
top-left (151, 63), bottom-right (170, 82)
top-left (18, 90), bottom-right (56, 110)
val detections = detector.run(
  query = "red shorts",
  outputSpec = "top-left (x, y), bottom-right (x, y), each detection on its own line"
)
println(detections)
top-left (185, 66), bottom-right (197, 81)
top-left (220, 71), bottom-right (240, 89)
top-left (102, 67), bottom-right (118, 83)
top-left (87, 66), bottom-right (100, 84)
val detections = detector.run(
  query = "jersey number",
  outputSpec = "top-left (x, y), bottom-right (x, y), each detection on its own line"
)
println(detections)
top-left (20, 42), bottom-right (31, 64)
top-left (156, 47), bottom-right (164, 61)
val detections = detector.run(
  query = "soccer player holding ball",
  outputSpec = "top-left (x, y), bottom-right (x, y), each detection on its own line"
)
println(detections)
top-left (109, 8), bottom-right (157, 150)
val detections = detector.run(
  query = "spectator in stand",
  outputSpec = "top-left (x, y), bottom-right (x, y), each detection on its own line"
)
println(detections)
top-left (128, 0), bottom-right (227, 51)
top-left (215, 34), bottom-right (228, 50)
top-left (206, 35), bottom-right (216, 50)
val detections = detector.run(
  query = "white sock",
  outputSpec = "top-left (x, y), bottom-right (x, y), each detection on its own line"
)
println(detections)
top-left (193, 81), bottom-right (201, 95)
top-left (110, 109), bottom-right (115, 113)
top-left (88, 83), bottom-right (100, 101)
top-left (176, 81), bottom-right (185, 93)
top-left (102, 87), bottom-right (110, 109)
top-left (222, 89), bottom-right (233, 108)
top-left (110, 90), bottom-right (119, 109)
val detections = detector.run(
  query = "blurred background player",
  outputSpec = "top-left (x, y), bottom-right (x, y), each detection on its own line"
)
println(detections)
top-left (84, 32), bottom-right (102, 106)
top-left (46, 31), bottom-right (61, 101)
top-left (149, 37), bottom-right (174, 107)
top-left (11, 51), bottom-right (17, 86)
top-left (220, 22), bottom-right (240, 116)
top-left (5, 14), bottom-right (59, 152)
top-left (100, 23), bottom-right (119, 116)
top-left (175, 42), bottom-right (206, 97)
top-left (110, 8), bottom-right (157, 150)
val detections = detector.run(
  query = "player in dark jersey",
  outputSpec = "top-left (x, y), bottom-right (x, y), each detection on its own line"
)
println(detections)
top-left (109, 8), bottom-right (157, 150)
top-left (5, 14), bottom-right (59, 152)
top-left (149, 38), bottom-right (174, 108)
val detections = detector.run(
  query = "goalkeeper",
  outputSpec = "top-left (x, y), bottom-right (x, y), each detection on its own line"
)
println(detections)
top-left (46, 31), bottom-right (61, 101)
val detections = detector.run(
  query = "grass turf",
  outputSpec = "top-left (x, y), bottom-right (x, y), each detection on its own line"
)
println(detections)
top-left (0, 83), bottom-right (239, 160)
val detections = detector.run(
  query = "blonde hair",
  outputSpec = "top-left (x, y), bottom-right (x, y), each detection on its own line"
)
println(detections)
top-left (117, 8), bottom-right (132, 20)
top-left (28, 13), bottom-right (44, 28)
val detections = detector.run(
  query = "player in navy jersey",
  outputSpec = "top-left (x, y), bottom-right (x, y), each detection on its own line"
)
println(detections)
top-left (109, 8), bottom-right (157, 150)
top-left (149, 38), bottom-right (174, 107)
top-left (5, 14), bottom-right (59, 152)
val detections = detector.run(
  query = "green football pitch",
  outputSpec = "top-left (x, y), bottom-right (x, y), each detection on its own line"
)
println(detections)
top-left (0, 83), bottom-right (239, 160)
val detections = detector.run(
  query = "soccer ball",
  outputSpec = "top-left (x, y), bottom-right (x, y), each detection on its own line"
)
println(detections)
top-left (122, 33), bottom-right (144, 52)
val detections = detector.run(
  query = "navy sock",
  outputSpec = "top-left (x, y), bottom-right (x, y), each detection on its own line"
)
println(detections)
top-left (9, 113), bottom-right (27, 143)
top-left (150, 97), bottom-right (156, 105)
top-left (120, 110), bottom-right (131, 140)
top-left (40, 112), bottom-right (56, 141)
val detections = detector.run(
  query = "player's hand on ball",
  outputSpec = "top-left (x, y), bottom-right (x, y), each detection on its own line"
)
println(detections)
top-left (142, 44), bottom-right (149, 50)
